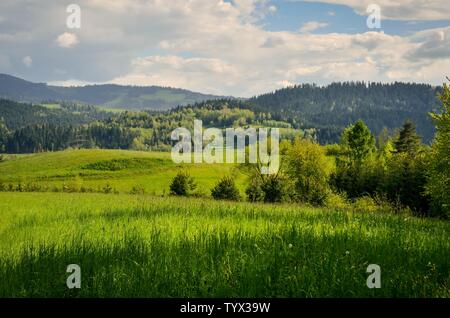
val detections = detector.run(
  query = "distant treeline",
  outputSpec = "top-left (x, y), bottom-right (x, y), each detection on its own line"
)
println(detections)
top-left (249, 81), bottom-right (442, 143)
top-left (0, 123), bottom-right (139, 153)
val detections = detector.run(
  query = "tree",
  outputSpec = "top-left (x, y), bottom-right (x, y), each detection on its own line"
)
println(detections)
top-left (286, 138), bottom-right (332, 205)
top-left (394, 120), bottom-right (421, 156)
top-left (332, 120), bottom-right (378, 198)
top-left (211, 176), bottom-right (241, 201)
top-left (169, 171), bottom-right (197, 196)
top-left (426, 80), bottom-right (450, 218)
top-left (341, 120), bottom-right (376, 163)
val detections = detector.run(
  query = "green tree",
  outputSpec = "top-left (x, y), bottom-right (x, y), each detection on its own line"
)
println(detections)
top-left (341, 120), bottom-right (376, 163)
top-left (426, 80), bottom-right (450, 218)
top-left (170, 171), bottom-right (197, 196)
top-left (211, 176), bottom-right (241, 201)
top-left (332, 120), bottom-right (378, 198)
top-left (394, 120), bottom-right (421, 156)
top-left (286, 138), bottom-right (332, 206)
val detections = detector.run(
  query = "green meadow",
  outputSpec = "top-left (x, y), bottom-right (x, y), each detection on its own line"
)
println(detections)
top-left (0, 150), bottom-right (449, 297)
top-left (0, 149), bottom-right (247, 196)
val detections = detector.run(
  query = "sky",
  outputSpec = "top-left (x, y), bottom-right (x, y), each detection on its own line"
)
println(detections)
top-left (0, 0), bottom-right (449, 97)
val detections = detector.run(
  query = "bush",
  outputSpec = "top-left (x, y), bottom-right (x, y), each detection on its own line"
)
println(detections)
top-left (130, 184), bottom-right (146, 195)
top-left (245, 177), bottom-right (264, 202)
top-left (352, 196), bottom-right (379, 213)
top-left (169, 171), bottom-right (197, 196)
top-left (325, 192), bottom-right (350, 210)
top-left (211, 176), bottom-right (241, 201)
top-left (102, 183), bottom-right (114, 194)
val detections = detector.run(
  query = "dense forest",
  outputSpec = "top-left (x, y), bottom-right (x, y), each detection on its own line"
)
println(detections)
top-left (249, 82), bottom-right (442, 143)
top-left (0, 99), bottom-right (111, 130)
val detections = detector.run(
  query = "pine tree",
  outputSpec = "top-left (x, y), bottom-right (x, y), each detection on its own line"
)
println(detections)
top-left (394, 120), bottom-right (421, 156)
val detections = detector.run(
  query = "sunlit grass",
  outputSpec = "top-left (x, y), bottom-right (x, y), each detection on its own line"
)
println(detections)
top-left (0, 192), bottom-right (448, 297)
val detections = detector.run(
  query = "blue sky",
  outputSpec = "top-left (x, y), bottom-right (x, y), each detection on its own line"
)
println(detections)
top-left (260, 0), bottom-right (450, 35)
top-left (0, 0), bottom-right (449, 96)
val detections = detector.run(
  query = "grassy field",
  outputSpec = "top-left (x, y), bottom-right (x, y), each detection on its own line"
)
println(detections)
top-left (0, 150), bottom-right (449, 298)
top-left (0, 149), bottom-right (247, 196)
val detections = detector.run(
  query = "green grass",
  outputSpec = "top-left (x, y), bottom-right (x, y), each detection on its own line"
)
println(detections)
top-left (0, 149), bottom-right (449, 298)
top-left (0, 149), bottom-right (246, 195)
top-left (0, 192), bottom-right (448, 297)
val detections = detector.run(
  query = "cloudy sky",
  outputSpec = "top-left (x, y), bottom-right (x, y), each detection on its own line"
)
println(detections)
top-left (0, 0), bottom-right (449, 97)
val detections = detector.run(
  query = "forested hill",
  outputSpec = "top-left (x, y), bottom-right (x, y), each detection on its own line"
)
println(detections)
top-left (249, 82), bottom-right (443, 143)
top-left (0, 74), bottom-right (223, 110)
top-left (0, 99), bottom-right (111, 130)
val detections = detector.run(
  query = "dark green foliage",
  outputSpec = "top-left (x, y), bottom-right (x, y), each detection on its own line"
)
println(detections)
top-left (259, 175), bottom-right (286, 203)
top-left (211, 176), bottom-right (241, 201)
top-left (331, 120), bottom-right (378, 198)
top-left (245, 177), bottom-right (264, 202)
top-left (382, 152), bottom-right (430, 215)
top-left (82, 158), bottom-right (155, 171)
top-left (250, 82), bottom-right (441, 143)
top-left (0, 99), bottom-right (110, 131)
top-left (170, 171), bottom-right (197, 196)
top-left (2, 123), bottom-right (139, 153)
top-left (394, 120), bottom-right (422, 155)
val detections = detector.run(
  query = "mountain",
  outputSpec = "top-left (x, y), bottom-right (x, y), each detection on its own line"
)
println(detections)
top-left (249, 82), bottom-right (443, 143)
top-left (0, 74), bottom-right (224, 110)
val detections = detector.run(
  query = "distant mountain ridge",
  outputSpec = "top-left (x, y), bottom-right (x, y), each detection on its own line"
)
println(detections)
top-left (0, 74), bottom-right (224, 110)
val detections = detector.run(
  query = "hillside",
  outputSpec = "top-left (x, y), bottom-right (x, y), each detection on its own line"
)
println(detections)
top-left (0, 149), bottom-right (246, 195)
top-left (250, 82), bottom-right (443, 143)
top-left (0, 99), bottom-right (110, 130)
top-left (0, 74), bottom-right (223, 110)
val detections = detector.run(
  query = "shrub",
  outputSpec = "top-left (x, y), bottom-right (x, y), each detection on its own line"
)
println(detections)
top-left (325, 192), bottom-right (350, 210)
top-left (352, 196), bottom-right (379, 213)
top-left (211, 176), bottom-right (241, 201)
top-left (169, 171), bottom-right (197, 196)
top-left (130, 184), bottom-right (146, 195)
top-left (245, 177), bottom-right (264, 202)
top-left (102, 183), bottom-right (114, 194)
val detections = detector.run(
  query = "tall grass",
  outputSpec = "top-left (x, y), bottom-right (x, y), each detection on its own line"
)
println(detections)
top-left (0, 193), bottom-right (448, 297)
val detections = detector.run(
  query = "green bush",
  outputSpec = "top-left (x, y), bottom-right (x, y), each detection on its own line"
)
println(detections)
top-left (170, 171), bottom-right (197, 196)
top-left (245, 177), bottom-right (264, 202)
top-left (130, 184), bottom-right (146, 195)
top-left (211, 176), bottom-right (241, 201)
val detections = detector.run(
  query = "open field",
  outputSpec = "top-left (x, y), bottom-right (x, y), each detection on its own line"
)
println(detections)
top-left (0, 192), bottom-right (449, 297)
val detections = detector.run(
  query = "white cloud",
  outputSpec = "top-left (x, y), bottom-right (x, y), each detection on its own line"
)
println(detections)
top-left (299, 21), bottom-right (329, 33)
top-left (22, 56), bottom-right (32, 67)
top-left (56, 32), bottom-right (79, 48)
top-left (0, 0), bottom-right (449, 97)
top-left (304, 0), bottom-right (450, 21)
